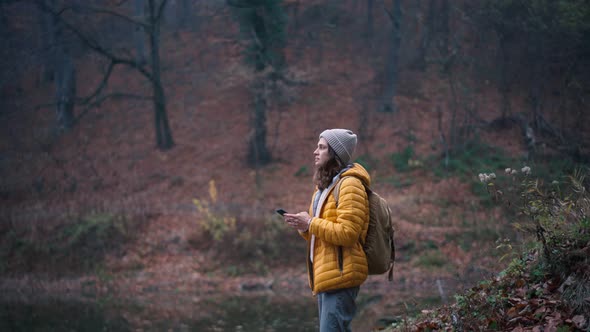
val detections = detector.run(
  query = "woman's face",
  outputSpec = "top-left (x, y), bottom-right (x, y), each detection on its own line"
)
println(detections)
top-left (314, 137), bottom-right (330, 167)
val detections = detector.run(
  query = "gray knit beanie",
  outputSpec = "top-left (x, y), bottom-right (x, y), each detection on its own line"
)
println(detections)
top-left (320, 129), bottom-right (357, 165)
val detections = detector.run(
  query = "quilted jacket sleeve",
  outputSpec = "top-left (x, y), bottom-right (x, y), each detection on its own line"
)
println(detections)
top-left (297, 193), bottom-right (316, 242)
top-left (298, 229), bottom-right (312, 241)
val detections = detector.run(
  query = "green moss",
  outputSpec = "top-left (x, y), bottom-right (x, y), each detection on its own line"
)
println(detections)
top-left (391, 146), bottom-right (415, 172)
top-left (415, 250), bottom-right (447, 268)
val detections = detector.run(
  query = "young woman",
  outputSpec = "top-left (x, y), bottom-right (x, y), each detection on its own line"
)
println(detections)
top-left (284, 128), bottom-right (371, 332)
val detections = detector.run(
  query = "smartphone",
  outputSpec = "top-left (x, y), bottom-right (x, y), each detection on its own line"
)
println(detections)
top-left (276, 209), bottom-right (287, 216)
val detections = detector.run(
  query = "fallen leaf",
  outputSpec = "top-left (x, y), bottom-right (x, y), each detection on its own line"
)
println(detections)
top-left (518, 304), bottom-right (532, 316)
top-left (545, 316), bottom-right (559, 332)
top-left (515, 278), bottom-right (526, 287)
top-left (507, 307), bottom-right (518, 318)
top-left (515, 302), bottom-right (528, 311)
top-left (533, 306), bottom-right (547, 317)
top-left (508, 297), bottom-right (522, 305)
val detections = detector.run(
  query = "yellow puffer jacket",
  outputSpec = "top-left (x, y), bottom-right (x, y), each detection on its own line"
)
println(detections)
top-left (300, 163), bottom-right (370, 294)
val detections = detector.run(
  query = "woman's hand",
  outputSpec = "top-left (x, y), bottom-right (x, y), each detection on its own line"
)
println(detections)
top-left (284, 212), bottom-right (312, 232)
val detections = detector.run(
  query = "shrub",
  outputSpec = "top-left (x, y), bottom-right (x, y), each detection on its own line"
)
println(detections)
top-left (193, 180), bottom-right (236, 242)
top-left (481, 166), bottom-right (590, 315)
top-left (1, 211), bottom-right (137, 274)
top-left (415, 250), bottom-right (447, 269)
top-left (232, 213), bottom-right (302, 266)
top-left (391, 146), bottom-right (418, 172)
top-left (191, 179), bottom-right (303, 274)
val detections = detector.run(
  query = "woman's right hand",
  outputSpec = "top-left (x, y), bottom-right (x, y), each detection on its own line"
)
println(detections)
top-left (284, 212), bottom-right (312, 232)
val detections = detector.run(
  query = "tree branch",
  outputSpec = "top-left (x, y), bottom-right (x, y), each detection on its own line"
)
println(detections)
top-left (34, 60), bottom-right (151, 115)
top-left (77, 61), bottom-right (116, 105)
top-left (381, 0), bottom-right (401, 26)
top-left (155, 0), bottom-right (169, 22)
top-left (35, 0), bottom-right (154, 82)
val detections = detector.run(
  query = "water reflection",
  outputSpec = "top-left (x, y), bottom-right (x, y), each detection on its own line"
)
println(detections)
top-left (0, 299), bottom-right (131, 332)
top-left (193, 295), bottom-right (318, 331)
top-left (0, 294), bottom-right (319, 332)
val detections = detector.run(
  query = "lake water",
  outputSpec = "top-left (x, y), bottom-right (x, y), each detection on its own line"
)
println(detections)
top-left (0, 295), bottom-right (321, 332)
top-left (0, 283), bottom-right (448, 331)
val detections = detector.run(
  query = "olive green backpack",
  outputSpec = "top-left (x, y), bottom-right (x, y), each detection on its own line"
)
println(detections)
top-left (333, 177), bottom-right (395, 281)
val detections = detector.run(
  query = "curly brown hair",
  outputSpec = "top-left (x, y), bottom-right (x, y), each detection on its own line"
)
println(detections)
top-left (313, 146), bottom-right (346, 190)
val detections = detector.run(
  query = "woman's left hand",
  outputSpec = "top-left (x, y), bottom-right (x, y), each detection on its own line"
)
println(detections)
top-left (284, 212), bottom-right (311, 232)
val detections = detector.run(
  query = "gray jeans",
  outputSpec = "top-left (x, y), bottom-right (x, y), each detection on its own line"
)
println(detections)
top-left (317, 287), bottom-right (360, 332)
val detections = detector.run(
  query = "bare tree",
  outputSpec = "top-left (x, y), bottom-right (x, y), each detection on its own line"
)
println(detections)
top-left (54, 53), bottom-right (76, 131)
top-left (133, 0), bottom-right (147, 66)
top-left (412, 0), bottom-right (435, 70)
top-left (366, 0), bottom-right (374, 47)
top-left (378, 0), bottom-right (402, 113)
top-left (437, 0), bottom-right (449, 59)
top-left (497, 36), bottom-right (512, 120)
top-left (36, 0), bottom-right (174, 150)
top-left (228, 0), bottom-right (288, 167)
top-left (44, 0), bottom-right (76, 131)
top-left (39, 0), bottom-right (56, 83)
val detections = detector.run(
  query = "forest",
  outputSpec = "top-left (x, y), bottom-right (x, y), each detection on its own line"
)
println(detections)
top-left (0, 0), bottom-right (589, 331)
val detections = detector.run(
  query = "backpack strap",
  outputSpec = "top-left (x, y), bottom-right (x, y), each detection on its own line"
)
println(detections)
top-left (333, 176), bottom-right (370, 207)
top-left (332, 176), bottom-right (347, 207)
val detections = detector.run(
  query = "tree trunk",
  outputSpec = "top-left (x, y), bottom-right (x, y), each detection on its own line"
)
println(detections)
top-left (498, 36), bottom-right (511, 119)
top-left (378, 0), bottom-right (402, 113)
top-left (45, 0), bottom-right (76, 132)
top-left (39, 0), bottom-right (56, 83)
top-left (447, 70), bottom-right (458, 152)
top-left (55, 53), bottom-right (76, 131)
top-left (230, 0), bottom-right (285, 167)
top-left (366, 0), bottom-right (373, 47)
top-left (527, 36), bottom-right (544, 128)
top-left (412, 0), bottom-right (434, 70)
top-left (437, 0), bottom-right (449, 58)
top-left (527, 43), bottom-right (543, 160)
top-left (134, 0), bottom-right (147, 66)
top-left (248, 81), bottom-right (271, 167)
top-left (149, 0), bottom-right (174, 150)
